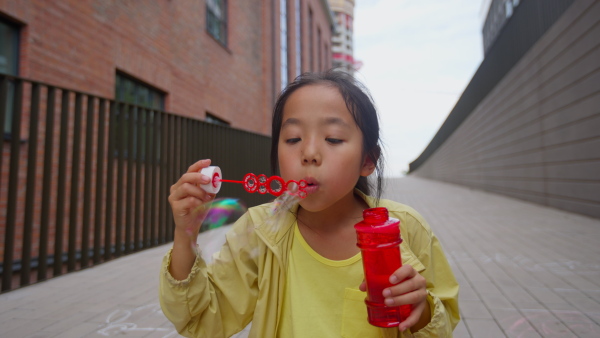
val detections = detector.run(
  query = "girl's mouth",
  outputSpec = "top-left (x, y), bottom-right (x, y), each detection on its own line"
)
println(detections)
top-left (303, 177), bottom-right (319, 194)
top-left (304, 183), bottom-right (318, 194)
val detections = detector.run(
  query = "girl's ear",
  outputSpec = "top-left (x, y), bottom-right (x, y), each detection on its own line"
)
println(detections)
top-left (361, 146), bottom-right (380, 177)
top-left (360, 156), bottom-right (376, 177)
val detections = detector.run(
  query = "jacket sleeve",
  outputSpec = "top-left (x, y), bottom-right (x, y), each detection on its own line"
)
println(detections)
top-left (159, 213), bottom-right (260, 338)
top-left (397, 210), bottom-right (460, 338)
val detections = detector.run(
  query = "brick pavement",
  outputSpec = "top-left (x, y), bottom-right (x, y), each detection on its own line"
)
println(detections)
top-left (0, 176), bottom-right (599, 337)
top-left (385, 177), bottom-right (600, 337)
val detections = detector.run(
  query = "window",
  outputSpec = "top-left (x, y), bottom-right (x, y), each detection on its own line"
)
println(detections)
top-left (207, 0), bottom-right (227, 46)
top-left (295, 0), bottom-right (302, 77)
top-left (505, 1), bottom-right (513, 18)
top-left (505, 0), bottom-right (519, 18)
top-left (116, 73), bottom-right (165, 110)
top-left (114, 72), bottom-right (165, 161)
top-left (206, 112), bottom-right (230, 127)
top-left (1, 18), bottom-right (19, 136)
top-left (280, 0), bottom-right (289, 90)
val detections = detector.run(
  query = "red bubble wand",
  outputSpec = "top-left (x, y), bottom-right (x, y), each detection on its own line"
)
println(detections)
top-left (200, 166), bottom-right (308, 198)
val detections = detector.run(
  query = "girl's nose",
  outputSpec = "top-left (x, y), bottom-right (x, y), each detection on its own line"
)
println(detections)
top-left (302, 156), bottom-right (320, 165)
top-left (302, 143), bottom-right (321, 165)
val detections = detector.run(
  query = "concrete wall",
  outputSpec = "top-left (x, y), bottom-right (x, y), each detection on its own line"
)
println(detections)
top-left (413, 0), bottom-right (600, 219)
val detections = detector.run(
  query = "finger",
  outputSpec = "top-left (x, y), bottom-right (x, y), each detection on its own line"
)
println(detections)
top-left (389, 264), bottom-right (416, 284)
top-left (359, 280), bottom-right (366, 292)
top-left (170, 181), bottom-right (203, 201)
top-left (171, 172), bottom-right (212, 194)
top-left (384, 287), bottom-right (428, 307)
top-left (172, 195), bottom-right (205, 214)
top-left (188, 159), bottom-right (212, 173)
top-left (398, 299), bottom-right (426, 332)
top-left (170, 182), bottom-right (211, 204)
top-left (186, 193), bottom-right (217, 215)
top-left (384, 273), bottom-right (427, 300)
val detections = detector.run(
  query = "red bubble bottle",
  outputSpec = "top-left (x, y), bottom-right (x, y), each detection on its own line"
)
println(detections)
top-left (355, 207), bottom-right (411, 327)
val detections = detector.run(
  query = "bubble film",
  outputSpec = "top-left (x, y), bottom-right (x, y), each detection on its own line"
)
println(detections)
top-left (261, 190), bottom-right (303, 234)
top-left (201, 198), bottom-right (248, 231)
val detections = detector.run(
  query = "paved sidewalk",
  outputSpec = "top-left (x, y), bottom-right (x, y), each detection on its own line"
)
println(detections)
top-left (0, 225), bottom-right (239, 338)
top-left (0, 176), bottom-right (599, 337)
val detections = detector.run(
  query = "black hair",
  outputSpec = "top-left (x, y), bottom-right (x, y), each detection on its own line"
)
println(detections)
top-left (270, 70), bottom-right (385, 201)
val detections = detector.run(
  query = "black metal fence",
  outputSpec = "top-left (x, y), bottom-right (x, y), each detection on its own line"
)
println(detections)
top-left (0, 74), bottom-right (272, 292)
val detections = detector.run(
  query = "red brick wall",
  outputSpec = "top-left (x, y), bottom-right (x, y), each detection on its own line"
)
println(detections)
top-left (1, 1), bottom-right (274, 134)
top-left (0, 0), bottom-right (334, 289)
top-left (1, 1), bottom-right (333, 133)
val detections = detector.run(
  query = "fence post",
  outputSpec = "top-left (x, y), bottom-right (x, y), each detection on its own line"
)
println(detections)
top-left (38, 86), bottom-right (57, 281)
top-left (2, 79), bottom-right (23, 292)
top-left (20, 83), bottom-right (41, 286)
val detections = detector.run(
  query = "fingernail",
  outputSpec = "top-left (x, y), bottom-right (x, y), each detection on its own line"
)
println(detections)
top-left (201, 175), bottom-right (211, 184)
top-left (384, 298), bottom-right (394, 306)
top-left (383, 289), bottom-right (391, 297)
top-left (390, 275), bottom-right (399, 284)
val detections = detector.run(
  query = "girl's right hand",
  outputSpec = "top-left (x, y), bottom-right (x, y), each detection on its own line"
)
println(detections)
top-left (168, 159), bottom-right (216, 236)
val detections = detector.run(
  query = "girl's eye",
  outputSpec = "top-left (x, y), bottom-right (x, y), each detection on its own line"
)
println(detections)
top-left (285, 138), bottom-right (301, 144)
top-left (326, 138), bottom-right (343, 144)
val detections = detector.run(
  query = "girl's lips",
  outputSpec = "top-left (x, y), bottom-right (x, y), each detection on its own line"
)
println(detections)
top-left (304, 184), bottom-right (319, 194)
top-left (302, 177), bottom-right (319, 194)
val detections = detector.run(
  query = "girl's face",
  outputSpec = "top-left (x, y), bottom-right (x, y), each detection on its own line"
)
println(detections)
top-left (278, 84), bottom-right (375, 212)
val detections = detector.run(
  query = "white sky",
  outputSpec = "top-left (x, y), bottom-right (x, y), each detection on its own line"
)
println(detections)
top-left (353, 0), bottom-right (489, 176)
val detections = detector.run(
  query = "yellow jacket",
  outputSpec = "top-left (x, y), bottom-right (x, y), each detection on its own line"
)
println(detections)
top-left (159, 192), bottom-right (460, 337)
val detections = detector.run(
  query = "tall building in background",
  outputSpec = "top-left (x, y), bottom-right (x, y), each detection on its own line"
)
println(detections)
top-left (329, 0), bottom-right (357, 74)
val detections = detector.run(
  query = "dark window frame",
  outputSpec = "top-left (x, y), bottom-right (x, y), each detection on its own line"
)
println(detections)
top-left (206, 112), bottom-right (230, 127)
top-left (206, 0), bottom-right (228, 47)
top-left (1, 16), bottom-right (20, 139)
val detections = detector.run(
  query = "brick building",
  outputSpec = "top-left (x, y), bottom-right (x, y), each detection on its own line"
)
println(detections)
top-left (0, 0), bottom-right (334, 134)
top-left (0, 0), bottom-right (334, 291)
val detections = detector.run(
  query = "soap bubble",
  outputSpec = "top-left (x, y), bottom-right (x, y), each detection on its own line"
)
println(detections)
top-left (201, 198), bottom-right (248, 231)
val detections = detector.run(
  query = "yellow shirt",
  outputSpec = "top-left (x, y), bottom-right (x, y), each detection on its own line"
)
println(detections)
top-left (278, 224), bottom-right (381, 337)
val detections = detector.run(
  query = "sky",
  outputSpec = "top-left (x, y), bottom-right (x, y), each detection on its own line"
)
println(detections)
top-left (353, 0), bottom-right (489, 176)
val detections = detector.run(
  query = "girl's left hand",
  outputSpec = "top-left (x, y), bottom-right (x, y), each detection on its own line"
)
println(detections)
top-left (359, 264), bottom-right (429, 332)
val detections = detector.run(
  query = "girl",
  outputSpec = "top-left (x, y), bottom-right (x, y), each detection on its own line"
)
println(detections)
top-left (160, 71), bottom-right (460, 337)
